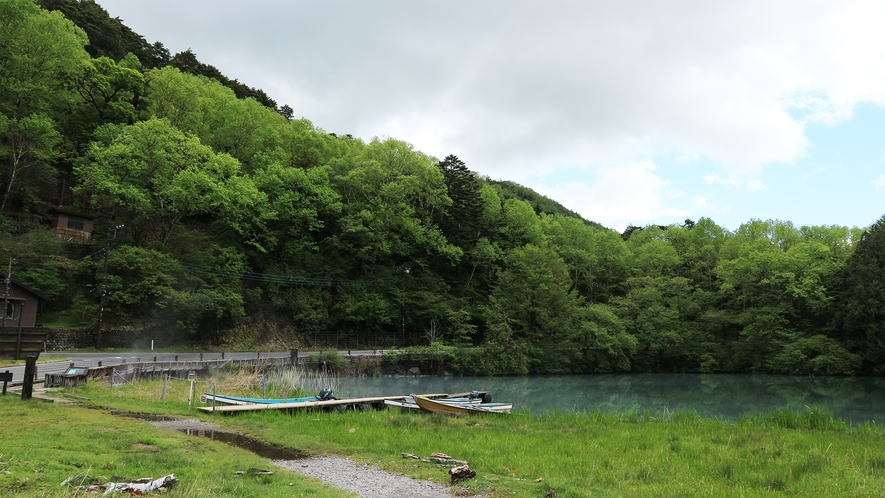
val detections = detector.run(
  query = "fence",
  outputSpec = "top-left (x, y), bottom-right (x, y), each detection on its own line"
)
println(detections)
top-left (0, 327), bottom-right (47, 360)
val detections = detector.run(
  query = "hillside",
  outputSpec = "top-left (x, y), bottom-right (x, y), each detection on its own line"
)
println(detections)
top-left (1, 0), bottom-right (883, 376)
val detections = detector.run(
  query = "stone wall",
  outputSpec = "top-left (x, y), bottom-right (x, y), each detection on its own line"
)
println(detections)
top-left (44, 327), bottom-right (181, 350)
top-left (44, 328), bottom-right (94, 350)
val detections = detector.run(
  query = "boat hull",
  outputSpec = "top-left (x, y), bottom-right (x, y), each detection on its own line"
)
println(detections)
top-left (201, 393), bottom-right (320, 406)
top-left (384, 395), bottom-right (482, 412)
top-left (412, 394), bottom-right (512, 414)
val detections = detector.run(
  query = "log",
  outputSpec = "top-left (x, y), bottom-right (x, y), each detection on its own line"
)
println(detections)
top-left (449, 464), bottom-right (476, 483)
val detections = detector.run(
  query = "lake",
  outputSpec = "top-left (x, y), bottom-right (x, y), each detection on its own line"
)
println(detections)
top-left (336, 374), bottom-right (885, 424)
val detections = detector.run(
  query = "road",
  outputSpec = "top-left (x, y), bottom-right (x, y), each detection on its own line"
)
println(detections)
top-left (0, 350), bottom-right (388, 386)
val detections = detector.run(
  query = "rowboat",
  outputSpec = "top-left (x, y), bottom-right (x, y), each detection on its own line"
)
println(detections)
top-left (202, 393), bottom-right (320, 406)
top-left (411, 394), bottom-right (512, 414)
top-left (201, 388), bottom-right (336, 406)
top-left (383, 394), bottom-right (482, 412)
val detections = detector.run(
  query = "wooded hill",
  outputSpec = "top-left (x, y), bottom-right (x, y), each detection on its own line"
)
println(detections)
top-left (2, 0), bottom-right (884, 375)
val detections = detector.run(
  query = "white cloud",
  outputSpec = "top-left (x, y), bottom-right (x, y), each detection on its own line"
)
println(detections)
top-left (801, 167), bottom-right (825, 179)
top-left (101, 1), bottom-right (885, 178)
top-left (703, 173), bottom-right (767, 192)
top-left (874, 174), bottom-right (885, 191)
top-left (536, 160), bottom-right (687, 231)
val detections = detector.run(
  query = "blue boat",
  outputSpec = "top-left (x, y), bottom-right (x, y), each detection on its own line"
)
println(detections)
top-left (201, 389), bottom-right (335, 406)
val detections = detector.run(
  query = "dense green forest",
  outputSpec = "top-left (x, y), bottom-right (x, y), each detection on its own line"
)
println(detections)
top-left (2, 0), bottom-right (884, 375)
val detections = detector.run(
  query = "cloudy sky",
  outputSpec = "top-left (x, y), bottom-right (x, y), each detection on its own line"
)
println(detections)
top-left (99, 0), bottom-right (885, 232)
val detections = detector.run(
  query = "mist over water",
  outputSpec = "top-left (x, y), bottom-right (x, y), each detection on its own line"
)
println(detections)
top-left (336, 374), bottom-right (885, 424)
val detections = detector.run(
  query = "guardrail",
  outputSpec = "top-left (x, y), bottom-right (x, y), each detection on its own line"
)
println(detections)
top-left (45, 356), bottom-right (296, 388)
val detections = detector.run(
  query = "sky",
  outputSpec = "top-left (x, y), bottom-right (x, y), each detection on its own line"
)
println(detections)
top-left (98, 0), bottom-right (885, 232)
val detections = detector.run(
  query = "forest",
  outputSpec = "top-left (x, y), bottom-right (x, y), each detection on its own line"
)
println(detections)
top-left (2, 0), bottom-right (884, 376)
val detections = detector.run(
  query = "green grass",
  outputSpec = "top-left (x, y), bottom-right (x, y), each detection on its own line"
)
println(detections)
top-left (0, 397), bottom-right (350, 497)
top-left (11, 377), bottom-right (885, 497)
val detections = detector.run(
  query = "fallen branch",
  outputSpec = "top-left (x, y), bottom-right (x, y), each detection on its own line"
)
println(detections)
top-left (236, 468), bottom-right (274, 475)
top-left (62, 474), bottom-right (178, 494)
top-left (104, 474), bottom-right (178, 494)
top-left (401, 452), bottom-right (468, 465)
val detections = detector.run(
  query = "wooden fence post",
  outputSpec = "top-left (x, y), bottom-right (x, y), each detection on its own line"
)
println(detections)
top-left (21, 355), bottom-right (36, 400)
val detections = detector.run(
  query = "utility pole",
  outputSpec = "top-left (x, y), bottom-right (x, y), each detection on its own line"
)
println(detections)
top-left (399, 265), bottom-right (409, 347)
top-left (96, 225), bottom-right (124, 350)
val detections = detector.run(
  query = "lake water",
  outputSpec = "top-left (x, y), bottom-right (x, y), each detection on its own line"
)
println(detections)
top-left (336, 374), bottom-right (885, 424)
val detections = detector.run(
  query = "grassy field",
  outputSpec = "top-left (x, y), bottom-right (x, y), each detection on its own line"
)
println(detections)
top-left (3, 374), bottom-right (885, 497)
top-left (0, 397), bottom-right (347, 497)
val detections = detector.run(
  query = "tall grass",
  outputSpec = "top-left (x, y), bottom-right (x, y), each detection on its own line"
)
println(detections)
top-left (738, 405), bottom-right (857, 431)
top-left (261, 366), bottom-right (340, 399)
top-left (197, 364), bottom-right (340, 400)
top-left (232, 405), bottom-right (885, 497)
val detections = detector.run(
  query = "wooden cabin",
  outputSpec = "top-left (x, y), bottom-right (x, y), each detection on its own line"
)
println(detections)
top-left (1, 279), bottom-right (49, 328)
top-left (0, 280), bottom-right (50, 359)
top-left (49, 207), bottom-right (95, 245)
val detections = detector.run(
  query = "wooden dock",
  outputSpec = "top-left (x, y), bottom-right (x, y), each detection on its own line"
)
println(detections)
top-left (197, 394), bottom-right (411, 413)
top-left (197, 392), bottom-right (477, 414)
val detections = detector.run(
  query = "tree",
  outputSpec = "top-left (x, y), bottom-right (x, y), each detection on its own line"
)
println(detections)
top-left (435, 154), bottom-right (484, 249)
top-left (575, 304), bottom-right (637, 372)
top-left (0, 226), bottom-right (66, 300)
top-left (174, 245), bottom-right (248, 344)
top-left (169, 49), bottom-right (277, 109)
top-left (535, 213), bottom-right (634, 306)
top-left (143, 67), bottom-right (286, 167)
top-left (248, 157), bottom-right (341, 256)
top-left (71, 56), bottom-right (144, 125)
top-left (716, 222), bottom-right (845, 372)
top-left (836, 215), bottom-right (885, 373)
top-left (74, 118), bottom-right (262, 245)
top-left (0, 113), bottom-right (61, 212)
top-left (93, 245), bottom-right (179, 321)
top-left (38, 0), bottom-right (169, 68)
top-left (330, 138), bottom-right (460, 267)
top-left (489, 244), bottom-right (580, 349)
top-left (500, 198), bottom-right (544, 248)
top-left (278, 104), bottom-right (294, 122)
top-left (0, 0), bottom-right (88, 118)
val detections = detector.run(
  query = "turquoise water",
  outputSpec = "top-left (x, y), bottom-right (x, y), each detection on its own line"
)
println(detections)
top-left (336, 374), bottom-right (885, 424)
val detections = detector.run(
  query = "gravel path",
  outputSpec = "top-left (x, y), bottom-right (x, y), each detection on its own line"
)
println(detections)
top-left (273, 457), bottom-right (456, 498)
top-left (148, 418), bottom-right (459, 497)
